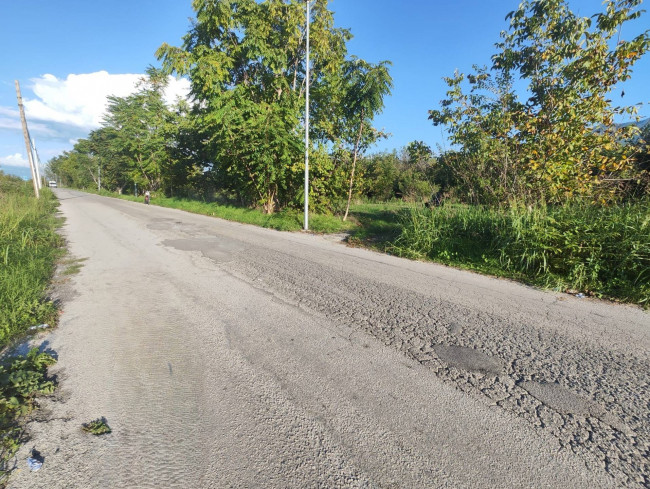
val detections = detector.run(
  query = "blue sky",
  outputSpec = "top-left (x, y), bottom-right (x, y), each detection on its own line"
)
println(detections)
top-left (1, 0), bottom-right (648, 179)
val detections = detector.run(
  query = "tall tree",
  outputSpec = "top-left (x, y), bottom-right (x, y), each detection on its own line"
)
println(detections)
top-left (430, 0), bottom-right (650, 204)
top-left (157, 0), bottom-right (353, 213)
top-left (101, 69), bottom-right (172, 191)
top-left (339, 58), bottom-right (393, 220)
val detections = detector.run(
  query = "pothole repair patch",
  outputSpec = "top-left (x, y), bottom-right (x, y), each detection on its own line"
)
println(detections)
top-left (519, 381), bottom-right (605, 417)
top-left (433, 345), bottom-right (503, 376)
top-left (163, 238), bottom-right (240, 263)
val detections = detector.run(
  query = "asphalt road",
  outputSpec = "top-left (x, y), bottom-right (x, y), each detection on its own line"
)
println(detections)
top-left (10, 189), bottom-right (649, 488)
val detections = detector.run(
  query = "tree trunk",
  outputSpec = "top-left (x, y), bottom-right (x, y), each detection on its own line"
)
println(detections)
top-left (263, 188), bottom-right (276, 214)
top-left (343, 119), bottom-right (364, 222)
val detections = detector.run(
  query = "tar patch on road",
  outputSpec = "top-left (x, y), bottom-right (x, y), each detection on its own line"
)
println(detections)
top-left (433, 345), bottom-right (503, 376)
top-left (519, 381), bottom-right (603, 417)
top-left (162, 238), bottom-right (244, 264)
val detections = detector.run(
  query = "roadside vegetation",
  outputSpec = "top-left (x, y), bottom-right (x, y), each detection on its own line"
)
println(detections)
top-left (92, 189), bottom-right (357, 233)
top-left (82, 417), bottom-right (111, 436)
top-left (46, 0), bottom-right (649, 305)
top-left (392, 202), bottom-right (650, 305)
top-left (0, 173), bottom-right (62, 344)
top-left (0, 172), bottom-right (61, 482)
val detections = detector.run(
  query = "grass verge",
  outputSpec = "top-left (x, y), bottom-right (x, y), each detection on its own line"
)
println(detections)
top-left (1, 176), bottom-right (63, 342)
top-left (0, 173), bottom-right (62, 482)
top-left (346, 202), bottom-right (412, 250)
top-left (390, 202), bottom-right (650, 306)
top-left (95, 190), bottom-right (358, 234)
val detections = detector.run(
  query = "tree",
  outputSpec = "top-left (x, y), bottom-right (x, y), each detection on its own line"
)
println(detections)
top-left (47, 70), bottom-right (194, 196)
top-left (405, 141), bottom-right (433, 166)
top-left (430, 0), bottom-right (650, 205)
top-left (360, 152), bottom-right (400, 201)
top-left (339, 58), bottom-right (393, 220)
top-left (100, 69), bottom-right (172, 192)
top-left (157, 0), bottom-right (354, 213)
top-left (397, 142), bottom-right (437, 201)
top-left (47, 151), bottom-right (95, 189)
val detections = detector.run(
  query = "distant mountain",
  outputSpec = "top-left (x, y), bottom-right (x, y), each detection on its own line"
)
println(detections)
top-left (616, 117), bottom-right (649, 130)
top-left (0, 165), bottom-right (32, 180)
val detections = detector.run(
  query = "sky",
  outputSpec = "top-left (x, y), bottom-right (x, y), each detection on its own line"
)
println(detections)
top-left (1, 0), bottom-right (648, 179)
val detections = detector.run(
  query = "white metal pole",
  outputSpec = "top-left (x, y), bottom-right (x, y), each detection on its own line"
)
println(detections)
top-left (304, 0), bottom-right (310, 231)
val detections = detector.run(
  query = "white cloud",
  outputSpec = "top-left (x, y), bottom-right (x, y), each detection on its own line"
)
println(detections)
top-left (0, 72), bottom-right (191, 163)
top-left (0, 107), bottom-right (19, 118)
top-left (4, 71), bottom-right (191, 135)
top-left (164, 78), bottom-right (192, 106)
top-left (24, 72), bottom-right (142, 129)
top-left (0, 153), bottom-right (29, 168)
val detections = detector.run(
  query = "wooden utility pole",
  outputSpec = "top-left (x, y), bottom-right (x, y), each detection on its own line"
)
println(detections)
top-left (15, 80), bottom-right (39, 198)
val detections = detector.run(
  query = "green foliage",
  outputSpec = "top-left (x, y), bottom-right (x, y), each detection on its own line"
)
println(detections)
top-left (430, 0), bottom-right (650, 205)
top-left (0, 173), bottom-right (62, 345)
top-left (82, 417), bottom-right (111, 436)
top-left (157, 0), bottom-right (350, 213)
top-left (206, 89), bottom-right (303, 213)
top-left (629, 121), bottom-right (650, 197)
top-left (101, 74), bottom-right (169, 191)
top-left (358, 144), bottom-right (438, 202)
top-left (360, 152), bottom-right (400, 201)
top-left (0, 349), bottom-right (57, 479)
top-left (391, 202), bottom-right (650, 305)
top-left (155, 0), bottom-right (392, 215)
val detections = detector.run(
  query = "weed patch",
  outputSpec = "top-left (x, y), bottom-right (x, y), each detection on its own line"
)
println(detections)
top-left (347, 202), bottom-right (411, 249)
top-left (60, 257), bottom-right (87, 276)
top-left (82, 417), bottom-right (111, 435)
top-left (0, 348), bottom-right (56, 482)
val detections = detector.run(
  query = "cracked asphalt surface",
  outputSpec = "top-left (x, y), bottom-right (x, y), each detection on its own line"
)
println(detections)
top-left (10, 189), bottom-right (649, 488)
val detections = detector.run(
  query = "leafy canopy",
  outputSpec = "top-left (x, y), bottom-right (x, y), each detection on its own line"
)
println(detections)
top-left (430, 0), bottom-right (650, 205)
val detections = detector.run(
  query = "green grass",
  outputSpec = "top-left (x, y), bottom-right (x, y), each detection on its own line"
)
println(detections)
top-left (347, 201), bottom-right (412, 250)
top-left (95, 190), bottom-right (358, 234)
top-left (390, 202), bottom-right (650, 305)
top-left (0, 173), bottom-right (61, 482)
top-left (59, 257), bottom-right (87, 276)
top-left (0, 174), bottom-right (63, 345)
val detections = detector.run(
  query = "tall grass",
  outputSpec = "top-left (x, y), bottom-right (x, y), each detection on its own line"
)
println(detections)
top-left (0, 174), bottom-right (62, 346)
top-left (391, 202), bottom-right (650, 305)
